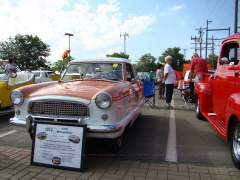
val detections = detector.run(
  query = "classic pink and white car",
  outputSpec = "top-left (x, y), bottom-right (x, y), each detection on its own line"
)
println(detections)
top-left (10, 58), bottom-right (144, 151)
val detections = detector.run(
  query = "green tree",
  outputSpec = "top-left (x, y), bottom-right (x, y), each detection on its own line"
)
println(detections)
top-left (135, 53), bottom-right (157, 72)
top-left (106, 52), bottom-right (129, 59)
top-left (51, 56), bottom-right (75, 72)
top-left (51, 60), bottom-right (63, 72)
top-left (158, 47), bottom-right (185, 71)
top-left (0, 34), bottom-right (50, 69)
top-left (207, 53), bottom-right (218, 69)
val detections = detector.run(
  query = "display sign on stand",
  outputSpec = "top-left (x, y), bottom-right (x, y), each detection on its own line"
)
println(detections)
top-left (31, 121), bottom-right (86, 172)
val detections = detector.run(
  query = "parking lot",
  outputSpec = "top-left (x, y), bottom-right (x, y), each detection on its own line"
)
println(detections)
top-left (0, 89), bottom-right (240, 179)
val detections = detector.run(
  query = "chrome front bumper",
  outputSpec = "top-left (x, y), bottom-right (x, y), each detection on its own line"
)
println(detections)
top-left (9, 115), bottom-right (122, 133)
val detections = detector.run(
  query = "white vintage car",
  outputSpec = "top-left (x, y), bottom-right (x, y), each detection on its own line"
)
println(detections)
top-left (32, 70), bottom-right (60, 83)
top-left (10, 58), bottom-right (144, 151)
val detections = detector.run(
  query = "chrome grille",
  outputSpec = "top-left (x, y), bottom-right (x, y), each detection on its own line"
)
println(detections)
top-left (29, 101), bottom-right (89, 119)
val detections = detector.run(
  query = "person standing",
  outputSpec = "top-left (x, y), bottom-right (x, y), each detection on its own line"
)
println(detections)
top-left (5, 57), bottom-right (17, 75)
top-left (163, 56), bottom-right (176, 108)
top-left (189, 53), bottom-right (208, 82)
top-left (156, 64), bottom-right (165, 99)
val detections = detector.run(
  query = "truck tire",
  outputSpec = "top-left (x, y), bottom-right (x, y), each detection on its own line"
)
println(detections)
top-left (195, 96), bottom-right (205, 120)
top-left (230, 119), bottom-right (240, 170)
top-left (105, 135), bottom-right (122, 152)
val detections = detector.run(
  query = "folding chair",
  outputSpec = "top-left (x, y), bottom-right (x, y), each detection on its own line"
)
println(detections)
top-left (181, 82), bottom-right (195, 110)
top-left (143, 81), bottom-right (156, 108)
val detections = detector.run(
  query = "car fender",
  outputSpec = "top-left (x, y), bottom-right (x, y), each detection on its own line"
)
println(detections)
top-left (195, 81), bottom-right (213, 113)
top-left (225, 93), bottom-right (240, 142)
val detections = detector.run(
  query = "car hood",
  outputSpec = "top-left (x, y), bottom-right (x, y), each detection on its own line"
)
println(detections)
top-left (23, 80), bottom-right (121, 100)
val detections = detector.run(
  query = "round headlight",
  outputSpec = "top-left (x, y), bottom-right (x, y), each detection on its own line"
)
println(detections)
top-left (95, 92), bottom-right (112, 109)
top-left (10, 90), bottom-right (24, 105)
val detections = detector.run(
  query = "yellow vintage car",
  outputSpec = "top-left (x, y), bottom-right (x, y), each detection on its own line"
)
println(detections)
top-left (0, 71), bottom-right (35, 109)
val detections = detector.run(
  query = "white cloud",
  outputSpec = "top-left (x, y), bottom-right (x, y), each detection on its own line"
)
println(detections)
top-left (168, 5), bottom-right (186, 11)
top-left (181, 17), bottom-right (191, 27)
top-left (107, 47), bottom-right (122, 54)
top-left (155, 4), bottom-right (163, 12)
top-left (0, 0), bottom-right (155, 62)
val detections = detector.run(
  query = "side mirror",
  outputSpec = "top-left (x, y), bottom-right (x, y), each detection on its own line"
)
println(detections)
top-left (220, 57), bottom-right (229, 65)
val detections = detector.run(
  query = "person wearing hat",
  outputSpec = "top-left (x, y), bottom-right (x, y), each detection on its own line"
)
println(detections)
top-left (163, 56), bottom-right (176, 108)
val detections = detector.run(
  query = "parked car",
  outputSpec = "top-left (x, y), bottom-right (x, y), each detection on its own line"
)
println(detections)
top-left (32, 70), bottom-right (60, 83)
top-left (194, 33), bottom-right (240, 169)
top-left (137, 72), bottom-right (148, 81)
top-left (0, 71), bottom-right (34, 109)
top-left (10, 58), bottom-right (144, 151)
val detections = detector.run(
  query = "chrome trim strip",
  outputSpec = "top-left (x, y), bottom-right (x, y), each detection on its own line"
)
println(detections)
top-left (30, 115), bottom-right (89, 121)
top-left (29, 99), bottom-right (89, 106)
top-left (9, 119), bottom-right (26, 128)
top-left (10, 117), bottom-right (122, 133)
top-left (88, 124), bottom-right (122, 133)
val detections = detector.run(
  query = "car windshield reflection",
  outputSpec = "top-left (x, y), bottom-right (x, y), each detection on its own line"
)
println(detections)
top-left (62, 63), bottom-right (123, 82)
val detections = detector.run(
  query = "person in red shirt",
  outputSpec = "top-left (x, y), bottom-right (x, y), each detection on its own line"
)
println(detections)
top-left (189, 53), bottom-right (208, 82)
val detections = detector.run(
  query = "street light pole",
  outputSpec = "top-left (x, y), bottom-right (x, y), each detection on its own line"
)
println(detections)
top-left (64, 33), bottom-right (74, 57)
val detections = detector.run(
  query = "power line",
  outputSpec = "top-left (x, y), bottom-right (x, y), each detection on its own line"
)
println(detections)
top-left (207, 0), bottom-right (220, 20)
top-left (192, 0), bottom-right (210, 34)
top-left (211, 0), bottom-right (227, 20)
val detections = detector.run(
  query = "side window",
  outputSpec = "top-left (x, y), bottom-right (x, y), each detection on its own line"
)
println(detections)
top-left (220, 42), bottom-right (240, 66)
top-left (126, 64), bottom-right (135, 81)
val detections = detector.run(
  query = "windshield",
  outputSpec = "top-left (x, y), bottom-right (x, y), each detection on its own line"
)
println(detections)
top-left (62, 63), bottom-right (123, 81)
top-left (33, 72), bottom-right (41, 77)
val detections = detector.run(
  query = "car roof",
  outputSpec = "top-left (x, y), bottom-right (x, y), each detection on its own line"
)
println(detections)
top-left (70, 57), bottom-right (131, 64)
top-left (223, 33), bottom-right (240, 44)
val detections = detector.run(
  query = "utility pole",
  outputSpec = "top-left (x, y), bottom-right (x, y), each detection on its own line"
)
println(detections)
top-left (211, 36), bottom-right (215, 69)
top-left (191, 36), bottom-right (198, 53)
top-left (120, 32), bottom-right (129, 54)
top-left (235, 0), bottom-right (238, 34)
top-left (182, 49), bottom-right (188, 60)
top-left (205, 20), bottom-right (212, 60)
top-left (197, 28), bottom-right (204, 57)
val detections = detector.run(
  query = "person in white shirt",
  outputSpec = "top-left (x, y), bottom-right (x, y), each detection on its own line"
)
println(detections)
top-left (5, 57), bottom-right (17, 76)
top-left (156, 64), bottom-right (165, 99)
top-left (163, 56), bottom-right (176, 108)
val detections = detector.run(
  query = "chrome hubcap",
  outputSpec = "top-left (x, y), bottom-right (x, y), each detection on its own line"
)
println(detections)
top-left (233, 124), bottom-right (240, 160)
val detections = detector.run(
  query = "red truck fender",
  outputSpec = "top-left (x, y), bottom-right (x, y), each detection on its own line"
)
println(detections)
top-left (195, 81), bottom-right (214, 113)
top-left (226, 93), bottom-right (240, 142)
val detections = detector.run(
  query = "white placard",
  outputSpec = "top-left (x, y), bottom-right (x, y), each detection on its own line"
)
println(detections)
top-left (32, 123), bottom-right (85, 169)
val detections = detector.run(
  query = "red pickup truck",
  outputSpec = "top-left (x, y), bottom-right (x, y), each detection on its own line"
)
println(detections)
top-left (195, 33), bottom-right (240, 169)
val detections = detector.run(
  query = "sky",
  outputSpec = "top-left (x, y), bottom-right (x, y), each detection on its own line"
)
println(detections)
top-left (0, 0), bottom-right (236, 64)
